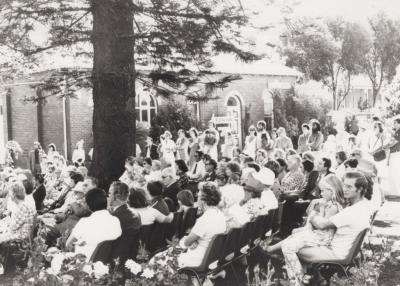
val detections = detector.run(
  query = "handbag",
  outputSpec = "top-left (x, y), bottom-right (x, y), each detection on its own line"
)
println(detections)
top-left (372, 137), bottom-right (386, 162)
top-left (373, 149), bottom-right (386, 162)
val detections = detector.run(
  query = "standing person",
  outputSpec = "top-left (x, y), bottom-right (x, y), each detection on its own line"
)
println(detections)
top-left (176, 129), bottom-right (189, 163)
top-left (160, 131), bottom-right (176, 167)
top-left (275, 127), bottom-right (293, 152)
top-left (357, 121), bottom-right (371, 154)
top-left (386, 116), bottom-right (400, 196)
top-left (307, 119), bottom-right (324, 153)
top-left (188, 127), bottom-right (200, 170)
top-left (297, 124), bottom-right (310, 154)
top-left (29, 141), bottom-right (44, 175)
top-left (72, 140), bottom-right (85, 167)
top-left (143, 137), bottom-right (159, 160)
top-left (202, 121), bottom-right (219, 161)
top-left (221, 130), bottom-right (235, 159)
top-left (47, 143), bottom-right (59, 161)
top-left (243, 125), bottom-right (257, 160)
top-left (256, 121), bottom-right (270, 150)
top-left (368, 121), bottom-right (388, 181)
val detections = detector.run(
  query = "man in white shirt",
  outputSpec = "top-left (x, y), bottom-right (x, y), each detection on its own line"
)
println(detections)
top-left (275, 171), bottom-right (373, 283)
top-left (66, 188), bottom-right (122, 261)
top-left (187, 151), bottom-right (206, 181)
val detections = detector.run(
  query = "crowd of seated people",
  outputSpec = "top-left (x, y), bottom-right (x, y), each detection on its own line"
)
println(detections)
top-left (0, 117), bottom-right (395, 284)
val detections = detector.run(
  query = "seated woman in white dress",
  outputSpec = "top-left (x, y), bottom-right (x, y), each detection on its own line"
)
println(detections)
top-left (178, 182), bottom-right (227, 268)
top-left (128, 189), bottom-right (173, 225)
top-left (265, 174), bottom-right (345, 285)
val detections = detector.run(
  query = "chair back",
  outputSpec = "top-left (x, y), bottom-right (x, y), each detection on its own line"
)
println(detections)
top-left (221, 227), bottom-right (242, 261)
top-left (253, 214), bottom-right (269, 241)
top-left (189, 233), bottom-right (227, 272)
top-left (166, 211), bottom-right (184, 240)
top-left (262, 209), bottom-right (275, 238)
top-left (139, 224), bottom-right (155, 250)
top-left (180, 207), bottom-right (198, 237)
top-left (90, 240), bottom-right (114, 263)
top-left (342, 228), bottom-right (369, 265)
top-left (112, 228), bottom-right (141, 263)
top-left (272, 201), bottom-right (285, 234)
top-left (238, 220), bottom-right (256, 251)
top-left (147, 223), bottom-right (170, 253)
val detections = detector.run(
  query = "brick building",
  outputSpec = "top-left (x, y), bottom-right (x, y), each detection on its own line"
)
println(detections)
top-left (0, 62), bottom-right (300, 165)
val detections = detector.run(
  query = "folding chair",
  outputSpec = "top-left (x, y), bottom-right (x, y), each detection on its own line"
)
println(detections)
top-left (138, 224), bottom-right (155, 253)
top-left (111, 228), bottom-right (141, 264)
top-left (271, 201), bottom-right (285, 237)
top-left (166, 211), bottom-right (184, 241)
top-left (179, 233), bottom-right (227, 286)
top-left (302, 228), bottom-right (370, 278)
top-left (90, 240), bottom-right (114, 263)
top-left (147, 223), bottom-right (170, 254)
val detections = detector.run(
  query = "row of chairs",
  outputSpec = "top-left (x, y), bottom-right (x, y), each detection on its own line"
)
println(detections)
top-left (179, 209), bottom-right (277, 286)
top-left (90, 207), bottom-right (199, 263)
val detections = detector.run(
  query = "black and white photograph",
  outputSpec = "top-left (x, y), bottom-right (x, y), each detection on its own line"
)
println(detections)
top-left (0, 0), bottom-right (400, 285)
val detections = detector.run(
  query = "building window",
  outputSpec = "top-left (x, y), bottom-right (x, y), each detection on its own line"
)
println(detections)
top-left (187, 100), bottom-right (200, 120)
top-left (135, 92), bottom-right (156, 125)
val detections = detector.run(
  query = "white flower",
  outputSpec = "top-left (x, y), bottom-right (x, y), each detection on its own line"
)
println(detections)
top-left (82, 264), bottom-right (93, 276)
top-left (92, 261), bottom-right (109, 278)
top-left (125, 259), bottom-right (142, 275)
top-left (141, 268), bottom-right (155, 279)
top-left (50, 253), bottom-right (65, 275)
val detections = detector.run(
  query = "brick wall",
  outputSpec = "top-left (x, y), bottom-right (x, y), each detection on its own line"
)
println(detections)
top-left (40, 90), bottom-right (64, 156)
top-left (8, 85), bottom-right (39, 167)
top-left (68, 89), bottom-right (93, 160)
top-left (5, 71), bottom-right (297, 161)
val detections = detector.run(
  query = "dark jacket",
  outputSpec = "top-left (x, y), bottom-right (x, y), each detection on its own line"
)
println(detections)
top-left (163, 181), bottom-right (181, 212)
top-left (113, 204), bottom-right (141, 231)
top-left (151, 197), bottom-right (170, 216)
top-left (112, 204), bottom-right (142, 263)
top-left (202, 170), bottom-right (217, 182)
top-left (300, 170), bottom-right (319, 200)
top-left (143, 144), bottom-right (159, 160)
top-left (33, 184), bottom-right (46, 211)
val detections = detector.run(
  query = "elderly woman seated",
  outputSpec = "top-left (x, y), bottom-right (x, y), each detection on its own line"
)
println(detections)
top-left (0, 181), bottom-right (36, 245)
top-left (178, 182), bottom-right (227, 268)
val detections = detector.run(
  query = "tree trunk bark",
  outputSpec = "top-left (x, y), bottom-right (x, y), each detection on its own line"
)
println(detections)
top-left (90, 0), bottom-right (135, 189)
top-left (372, 88), bottom-right (379, 107)
top-left (332, 90), bottom-right (337, 110)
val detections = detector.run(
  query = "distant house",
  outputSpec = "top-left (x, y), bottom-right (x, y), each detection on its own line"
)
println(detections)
top-left (342, 76), bottom-right (376, 110)
top-left (0, 59), bottom-right (300, 163)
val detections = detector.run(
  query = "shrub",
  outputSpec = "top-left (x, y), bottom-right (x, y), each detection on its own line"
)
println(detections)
top-left (150, 100), bottom-right (202, 141)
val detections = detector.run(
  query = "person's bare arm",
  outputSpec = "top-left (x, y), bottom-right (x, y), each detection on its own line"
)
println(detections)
top-left (183, 232), bottom-right (200, 247)
top-left (309, 215), bottom-right (336, 230)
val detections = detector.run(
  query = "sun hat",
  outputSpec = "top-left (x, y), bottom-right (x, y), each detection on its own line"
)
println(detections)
top-left (253, 168), bottom-right (275, 186)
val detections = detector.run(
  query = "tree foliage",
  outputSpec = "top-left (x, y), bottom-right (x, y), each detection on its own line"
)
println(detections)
top-left (360, 13), bottom-right (400, 106)
top-left (272, 87), bottom-right (331, 147)
top-left (0, 0), bottom-right (258, 188)
top-left (281, 18), bottom-right (368, 110)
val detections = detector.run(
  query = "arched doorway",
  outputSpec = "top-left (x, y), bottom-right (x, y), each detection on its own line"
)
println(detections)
top-left (225, 94), bottom-right (242, 148)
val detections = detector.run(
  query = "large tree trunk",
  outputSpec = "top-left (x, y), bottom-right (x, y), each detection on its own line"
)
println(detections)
top-left (90, 0), bottom-right (135, 189)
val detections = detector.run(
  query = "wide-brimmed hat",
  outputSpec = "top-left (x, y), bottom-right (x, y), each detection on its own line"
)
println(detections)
top-left (253, 168), bottom-right (275, 186)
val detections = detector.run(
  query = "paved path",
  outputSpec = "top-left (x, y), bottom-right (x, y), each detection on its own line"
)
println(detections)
top-left (371, 198), bottom-right (400, 239)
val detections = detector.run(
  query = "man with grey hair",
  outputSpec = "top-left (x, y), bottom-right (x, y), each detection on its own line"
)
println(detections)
top-left (161, 167), bottom-right (181, 211)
